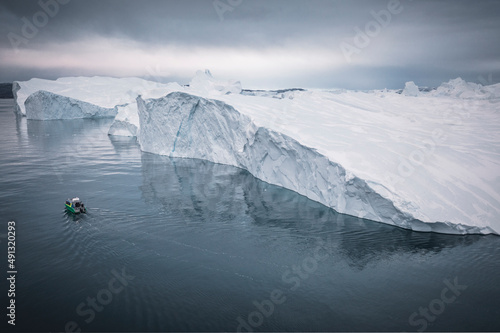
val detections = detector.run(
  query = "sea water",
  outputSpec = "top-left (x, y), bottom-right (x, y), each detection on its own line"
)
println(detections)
top-left (0, 99), bottom-right (499, 332)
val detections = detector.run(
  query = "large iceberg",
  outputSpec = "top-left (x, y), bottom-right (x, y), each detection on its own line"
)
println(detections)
top-left (136, 89), bottom-right (500, 235)
top-left (12, 73), bottom-right (500, 235)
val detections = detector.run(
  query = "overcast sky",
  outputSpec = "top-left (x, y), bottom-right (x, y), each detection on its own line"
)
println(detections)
top-left (0, 0), bottom-right (499, 89)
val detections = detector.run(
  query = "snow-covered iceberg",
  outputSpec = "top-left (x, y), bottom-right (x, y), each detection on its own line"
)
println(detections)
top-left (430, 77), bottom-right (500, 99)
top-left (136, 77), bottom-right (500, 235)
top-left (402, 81), bottom-right (420, 97)
top-left (13, 73), bottom-right (500, 235)
top-left (13, 76), bottom-right (176, 119)
top-left (189, 69), bottom-right (242, 95)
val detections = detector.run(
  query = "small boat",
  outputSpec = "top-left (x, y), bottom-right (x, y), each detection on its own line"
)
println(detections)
top-left (65, 197), bottom-right (87, 214)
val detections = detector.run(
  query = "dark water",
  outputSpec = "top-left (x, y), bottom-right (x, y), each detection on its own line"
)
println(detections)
top-left (0, 99), bottom-right (499, 332)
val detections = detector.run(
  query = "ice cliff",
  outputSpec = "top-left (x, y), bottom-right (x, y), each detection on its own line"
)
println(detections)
top-left (25, 90), bottom-right (118, 120)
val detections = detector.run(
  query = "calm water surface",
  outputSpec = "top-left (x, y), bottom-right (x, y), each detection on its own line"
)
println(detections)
top-left (0, 99), bottom-right (499, 332)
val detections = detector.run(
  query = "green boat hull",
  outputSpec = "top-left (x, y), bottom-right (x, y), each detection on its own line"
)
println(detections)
top-left (65, 203), bottom-right (85, 214)
top-left (65, 204), bottom-right (76, 213)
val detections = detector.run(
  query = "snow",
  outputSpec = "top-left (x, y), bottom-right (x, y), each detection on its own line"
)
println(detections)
top-left (403, 81), bottom-right (420, 96)
top-left (12, 73), bottom-right (500, 235)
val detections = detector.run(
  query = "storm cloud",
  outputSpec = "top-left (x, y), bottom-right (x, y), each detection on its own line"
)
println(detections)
top-left (0, 0), bottom-right (499, 89)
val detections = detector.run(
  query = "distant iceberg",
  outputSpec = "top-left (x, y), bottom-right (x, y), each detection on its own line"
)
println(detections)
top-left (402, 81), bottom-right (420, 97)
top-left (430, 77), bottom-right (500, 99)
top-left (189, 69), bottom-right (242, 95)
top-left (12, 73), bottom-right (500, 235)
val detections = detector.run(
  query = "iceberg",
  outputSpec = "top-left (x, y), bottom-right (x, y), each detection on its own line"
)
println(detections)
top-left (136, 77), bottom-right (500, 235)
top-left (13, 73), bottom-right (500, 235)
top-left (189, 69), bottom-right (242, 95)
top-left (241, 88), bottom-right (305, 99)
top-left (402, 81), bottom-right (420, 97)
top-left (13, 76), bottom-right (175, 119)
top-left (430, 77), bottom-right (500, 99)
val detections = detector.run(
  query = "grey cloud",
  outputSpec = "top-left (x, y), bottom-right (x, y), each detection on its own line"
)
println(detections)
top-left (0, 0), bottom-right (499, 88)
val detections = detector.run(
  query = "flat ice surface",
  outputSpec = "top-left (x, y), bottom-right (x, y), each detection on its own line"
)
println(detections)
top-left (12, 74), bottom-right (500, 234)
